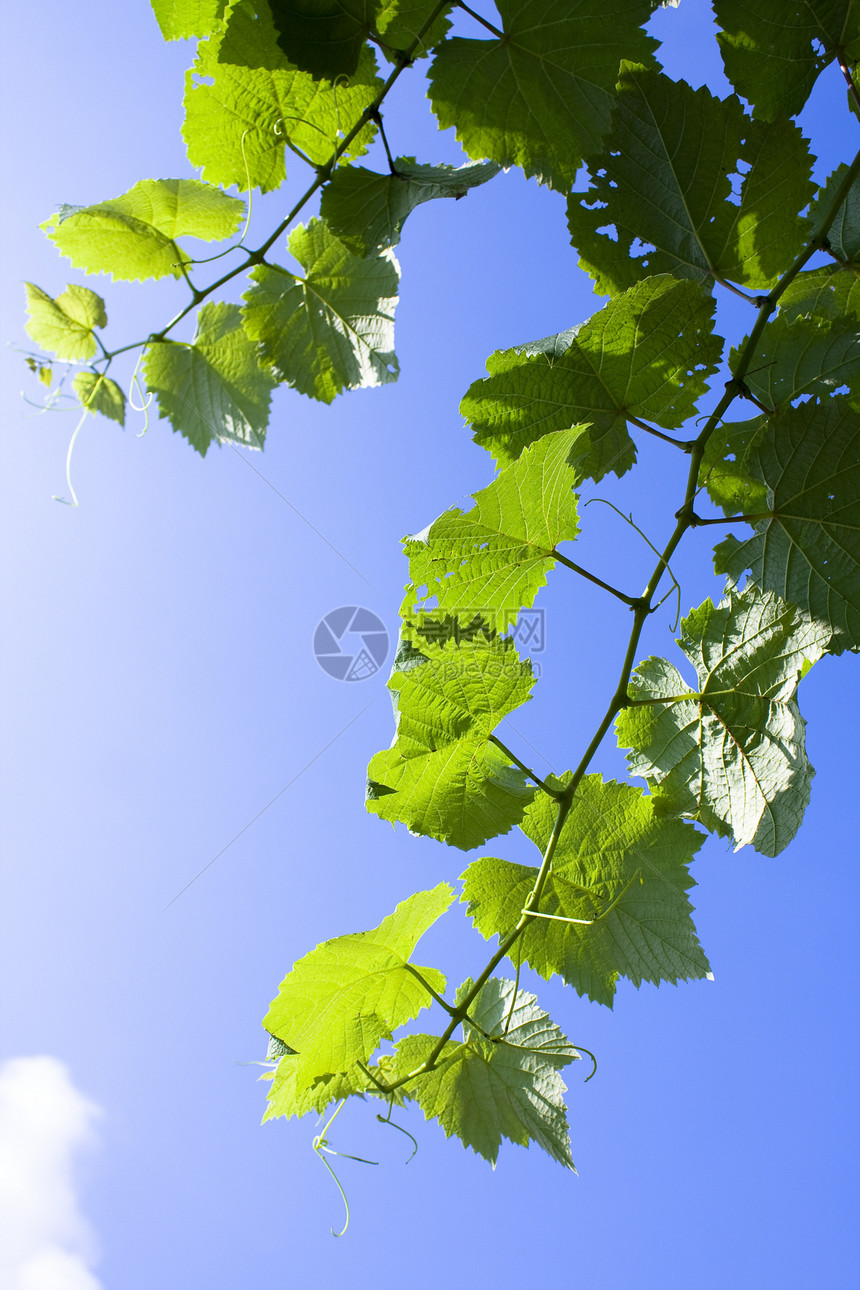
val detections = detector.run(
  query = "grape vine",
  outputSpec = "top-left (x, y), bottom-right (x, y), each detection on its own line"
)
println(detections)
top-left (20, 0), bottom-right (860, 1216)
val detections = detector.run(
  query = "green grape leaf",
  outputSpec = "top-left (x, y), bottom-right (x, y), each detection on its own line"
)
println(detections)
top-left (813, 162), bottom-right (860, 264)
top-left (736, 309), bottom-right (860, 412)
top-left (375, 0), bottom-right (452, 60)
top-left (714, 400), bottom-right (860, 652)
top-left (463, 773), bottom-right (709, 1007)
top-left (144, 302), bottom-right (276, 455)
top-left (616, 587), bottom-right (830, 856)
top-left (262, 883), bottom-right (453, 1090)
top-left (366, 635), bottom-right (536, 850)
top-left (183, 0), bottom-right (382, 192)
top-left (402, 426), bottom-right (582, 634)
top-left (388, 977), bottom-right (577, 1167)
top-left (319, 157), bottom-right (500, 257)
top-left (40, 180), bottom-right (245, 282)
top-left (151, 0), bottom-right (227, 39)
top-left (698, 416), bottom-right (769, 516)
top-left (567, 64), bottom-right (815, 295)
top-left (242, 218), bottom-right (399, 402)
top-left (779, 265), bottom-right (860, 325)
top-left (462, 275), bottom-right (722, 471)
top-left (73, 372), bottom-right (126, 426)
top-left (427, 0), bottom-right (657, 192)
top-left (714, 0), bottom-right (860, 121)
top-left (268, 0), bottom-right (379, 78)
top-left (262, 1059), bottom-right (373, 1121)
top-left (23, 283), bottom-right (106, 362)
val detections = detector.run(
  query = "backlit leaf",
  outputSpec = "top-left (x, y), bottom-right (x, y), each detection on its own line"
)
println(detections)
top-left (402, 426), bottom-right (582, 634)
top-left (463, 773), bottom-right (709, 1007)
top-left (428, 0), bottom-right (657, 191)
top-left (462, 275), bottom-right (722, 471)
top-left (567, 64), bottom-right (815, 295)
top-left (320, 157), bottom-right (500, 257)
top-left (242, 217), bottom-right (399, 402)
top-left (24, 283), bottom-right (106, 362)
top-left (262, 883), bottom-right (453, 1089)
top-left (183, 0), bottom-right (382, 191)
top-left (40, 179), bottom-right (245, 282)
top-left (366, 634), bottom-right (536, 850)
top-left (151, 0), bottom-right (227, 39)
top-left (388, 977), bottom-right (577, 1166)
top-left (73, 372), bottom-right (126, 425)
top-left (144, 302), bottom-right (276, 454)
top-left (714, 399), bottom-right (860, 652)
top-left (714, 0), bottom-right (860, 120)
top-left (616, 588), bottom-right (830, 856)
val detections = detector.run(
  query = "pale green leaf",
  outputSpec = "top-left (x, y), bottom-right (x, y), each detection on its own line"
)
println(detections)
top-left (262, 1060), bottom-right (374, 1121)
top-left (73, 372), bottom-right (126, 425)
top-left (779, 265), bottom-right (860, 325)
top-left (388, 977), bottom-right (577, 1167)
top-left (41, 179), bottom-right (245, 282)
top-left (714, 0), bottom-right (860, 120)
top-left (262, 883), bottom-right (453, 1090)
top-left (24, 283), bottom-right (106, 362)
top-left (366, 634), bottom-right (536, 850)
top-left (427, 0), bottom-right (657, 191)
top-left (151, 0), bottom-right (227, 39)
top-left (463, 773), bottom-right (709, 1007)
top-left (144, 302), bottom-right (275, 455)
top-left (462, 275), bottom-right (722, 471)
top-left (183, 0), bottom-right (381, 192)
top-left (714, 399), bottom-right (860, 653)
top-left (402, 426), bottom-right (581, 634)
top-left (616, 588), bottom-right (830, 856)
top-left (567, 64), bottom-right (815, 295)
top-left (242, 218), bottom-right (399, 402)
top-left (320, 157), bottom-right (500, 257)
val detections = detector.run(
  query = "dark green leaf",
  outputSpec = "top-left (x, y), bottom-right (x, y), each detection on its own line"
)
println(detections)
top-left (812, 162), bottom-right (860, 263)
top-left (567, 64), bottom-right (815, 295)
top-left (428, 0), bottom-right (657, 191)
top-left (462, 275), bottom-right (722, 471)
top-left (242, 218), bottom-right (399, 402)
top-left (463, 773), bottom-right (709, 1007)
top-left (714, 399), bottom-right (860, 652)
top-left (262, 884), bottom-right (453, 1090)
top-left (144, 303), bottom-right (276, 455)
top-left (736, 309), bottom-right (860, 413)
top-left (268, 0), bottom-right (379, 79)
top-left (374, 0), bottom-right (452, 60)
top-left (366, 634), bottom-right (536, 850)
top-left (714, 0), bottom-right (860, 120)
top-left (320, 157), bottom-right (500, 256)
top-left (616, 588), bottom-right (830, 856)
top-left (388, 977), bottom-right (577, 1166)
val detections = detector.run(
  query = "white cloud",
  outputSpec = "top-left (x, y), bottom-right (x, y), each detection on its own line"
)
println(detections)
top-left (0, 1057), bottom-right (105, 1290)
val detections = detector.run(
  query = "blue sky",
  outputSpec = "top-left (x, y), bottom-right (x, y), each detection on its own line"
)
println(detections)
top-left (1, 2), bottom-right (859, 1286)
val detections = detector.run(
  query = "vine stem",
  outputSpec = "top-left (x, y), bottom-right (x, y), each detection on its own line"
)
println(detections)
top-left (488, 735), bottom-right (565, 799)
top-left (375, 135), bottom-right (860, 1101)
top-left (551, 549), bottom-right (641, 606)
top-left (98, 0), bottom-right (454, 356)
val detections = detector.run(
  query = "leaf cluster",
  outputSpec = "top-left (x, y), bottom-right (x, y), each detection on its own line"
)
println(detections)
top-left (21, 0), bottom-right (860, 1183)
